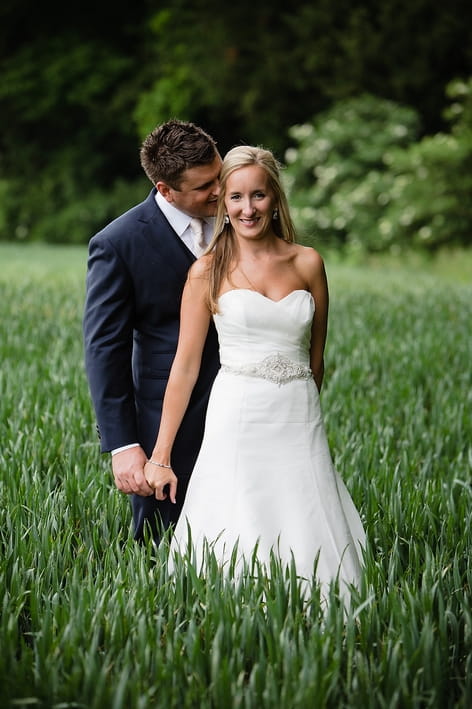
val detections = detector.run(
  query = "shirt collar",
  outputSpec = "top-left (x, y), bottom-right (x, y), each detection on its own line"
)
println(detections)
top-left (155, 190), bottom-right (200, 236)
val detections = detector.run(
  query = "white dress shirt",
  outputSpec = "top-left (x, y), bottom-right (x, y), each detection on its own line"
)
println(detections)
top-left (155, 191), bottom-right (214, 256)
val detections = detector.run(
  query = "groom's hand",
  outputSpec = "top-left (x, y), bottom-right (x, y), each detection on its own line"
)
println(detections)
top-left (112, 446), bottom-right (154, 496)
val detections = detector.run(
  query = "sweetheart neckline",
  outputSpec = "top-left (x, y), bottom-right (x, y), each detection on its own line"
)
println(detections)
top-left (218, 288), bottom-right (313, 305)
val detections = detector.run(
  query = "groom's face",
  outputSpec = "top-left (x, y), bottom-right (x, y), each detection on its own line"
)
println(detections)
top-left (158, 155), bottom-right (222, 219)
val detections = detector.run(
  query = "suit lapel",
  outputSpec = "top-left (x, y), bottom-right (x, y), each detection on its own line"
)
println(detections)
top-left (140, 189), bottom-right (195, 277)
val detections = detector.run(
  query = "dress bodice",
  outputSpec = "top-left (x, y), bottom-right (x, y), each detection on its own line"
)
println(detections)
top-left (214, 289), bottom-right (314, 368)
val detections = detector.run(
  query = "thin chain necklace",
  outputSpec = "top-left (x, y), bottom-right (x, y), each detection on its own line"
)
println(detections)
top-left (237, 261), bottom-right (260, 293)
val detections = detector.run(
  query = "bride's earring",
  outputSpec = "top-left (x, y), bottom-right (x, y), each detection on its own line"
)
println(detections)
top-left (224, 215), bottom-right (230, 224)
top-left (272, 208), bottom-right (279, 220)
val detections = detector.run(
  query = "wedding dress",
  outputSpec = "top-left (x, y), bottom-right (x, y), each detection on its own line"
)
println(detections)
top-left (170, 289), bottom-right (365, 597)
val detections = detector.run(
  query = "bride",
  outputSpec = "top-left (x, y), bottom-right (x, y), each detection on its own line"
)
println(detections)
top-left (144, 145), bottom-right (365, 598)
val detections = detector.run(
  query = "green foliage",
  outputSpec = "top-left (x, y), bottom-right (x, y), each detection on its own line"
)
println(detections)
top-left (1, 245), bottom-right (471, 707)
top-left (285, 84), bottom-right (472, 252)
top-left (0, 170), bottom-right (148, 243)
top-left (444, 77), bottom-right (472, 137)
top-left (284, 94), bottom-right (420, 250)
top-left (134, 1), bottom-right (472, 153)
top-left (0, 31), bottom-right (149, 243)
top-left (0, 148), bottom-right (137, 247)
top-left (380, 132), bottom-right (472, 250)
top-left (377, 78), bottom-right (472, 251)
top-left (1, 1), bottom-right (472, 244)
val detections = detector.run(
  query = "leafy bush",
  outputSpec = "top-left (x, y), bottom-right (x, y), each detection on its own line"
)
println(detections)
top-left (285, 84), bottom-right (472, 252)
top-left (283, 93), bottom-right (420, 251)
top-left (380, 78), bottom-right (472, 250)
top-left (380, 132), bottom-right (472, 250)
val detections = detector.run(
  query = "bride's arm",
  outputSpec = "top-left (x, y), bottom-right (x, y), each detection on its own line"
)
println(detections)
top-left (144, 261), bottom-right (212, 502)
top-left (304, 248), bottom-right (329, 392)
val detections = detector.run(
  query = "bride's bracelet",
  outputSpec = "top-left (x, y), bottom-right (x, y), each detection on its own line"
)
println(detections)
top-left (149, 460), bottom-right (172, 469)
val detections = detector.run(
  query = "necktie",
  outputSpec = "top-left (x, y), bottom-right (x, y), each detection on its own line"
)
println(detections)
top-left (190, 218), bottom-right (206, 257)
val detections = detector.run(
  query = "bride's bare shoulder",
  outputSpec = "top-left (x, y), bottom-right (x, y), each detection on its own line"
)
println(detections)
top-left (292, 243), bottom-right (325, 275)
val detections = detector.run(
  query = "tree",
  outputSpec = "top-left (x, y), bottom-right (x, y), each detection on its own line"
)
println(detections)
top-left (1, 0), bottom-right (471, 243)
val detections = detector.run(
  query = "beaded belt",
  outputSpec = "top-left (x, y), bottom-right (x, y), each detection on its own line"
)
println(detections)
top-left (220, 352), bottom-right (312, 385)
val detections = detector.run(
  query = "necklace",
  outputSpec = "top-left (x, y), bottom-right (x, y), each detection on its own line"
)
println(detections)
top-left (237, 262), bottom-right (260, 293)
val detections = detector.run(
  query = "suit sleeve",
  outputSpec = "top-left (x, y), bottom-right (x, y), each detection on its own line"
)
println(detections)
top-left (83, 234), bottom-right (138, 452)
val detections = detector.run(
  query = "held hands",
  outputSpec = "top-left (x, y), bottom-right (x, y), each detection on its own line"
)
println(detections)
top-left (112, 446), bottom-right (154, 496)
top-left (144, 460), bottom-right (178, 503)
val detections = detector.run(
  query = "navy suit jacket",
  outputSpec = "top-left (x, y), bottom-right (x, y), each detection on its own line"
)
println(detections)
top-left (83, 188), bottom-right (220, 479)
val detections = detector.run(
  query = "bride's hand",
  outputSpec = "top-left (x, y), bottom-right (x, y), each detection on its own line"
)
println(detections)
top-left (144, 461), bottom-right (178, 503)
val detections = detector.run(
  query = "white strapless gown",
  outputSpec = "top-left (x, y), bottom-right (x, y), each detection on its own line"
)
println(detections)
top-left (171, 289), bottom-right (365, 596)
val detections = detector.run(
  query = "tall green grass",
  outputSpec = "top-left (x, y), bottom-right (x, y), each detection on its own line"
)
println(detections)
top-left (1, 244), bottom-right (471, 708)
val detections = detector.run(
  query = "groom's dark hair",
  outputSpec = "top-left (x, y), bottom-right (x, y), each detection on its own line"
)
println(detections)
top-left (140, 119), bottom-right (218, 188)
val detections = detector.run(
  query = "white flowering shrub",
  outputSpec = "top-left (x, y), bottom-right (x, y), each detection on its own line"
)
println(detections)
top-left (284, 85), bottom-right (472, 252)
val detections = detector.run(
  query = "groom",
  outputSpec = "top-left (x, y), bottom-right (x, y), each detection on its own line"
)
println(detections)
top-left (83, 120), bottom-right (222, 544)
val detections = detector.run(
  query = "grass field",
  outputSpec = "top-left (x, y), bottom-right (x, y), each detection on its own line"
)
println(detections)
top-left (0, 243), bottom-right (471, 708)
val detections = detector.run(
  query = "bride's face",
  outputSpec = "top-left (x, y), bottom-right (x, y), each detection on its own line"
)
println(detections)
top-left (224, 165), bottom-right (276, 240)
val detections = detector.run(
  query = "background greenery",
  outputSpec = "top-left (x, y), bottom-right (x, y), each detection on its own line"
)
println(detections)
top-left (1, 245), bottom-right (471, 707)
top-left (1, 1), bottom-right (471, 250)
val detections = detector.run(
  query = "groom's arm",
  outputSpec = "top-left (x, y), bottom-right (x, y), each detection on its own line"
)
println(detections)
top-left (83, 233), bottom-right (139, 452)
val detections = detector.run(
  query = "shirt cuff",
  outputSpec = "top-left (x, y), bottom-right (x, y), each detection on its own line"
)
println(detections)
top-left (111, 443), bottom-right (140, 456)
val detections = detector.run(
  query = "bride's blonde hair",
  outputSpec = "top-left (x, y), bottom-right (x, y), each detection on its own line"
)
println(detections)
top-left (206, 145), bottom-right (297, 313)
